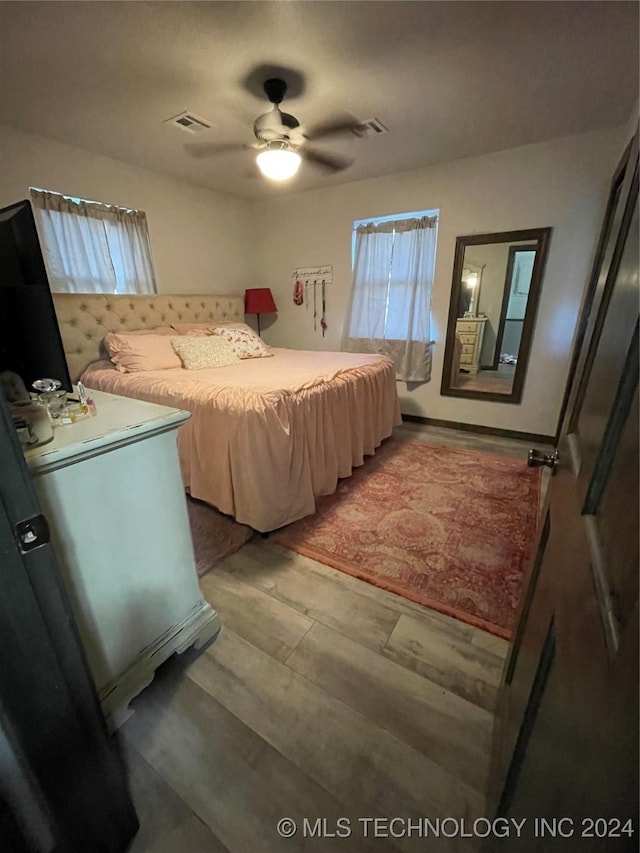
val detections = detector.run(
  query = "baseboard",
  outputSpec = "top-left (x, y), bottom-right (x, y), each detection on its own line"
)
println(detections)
top-left (400, 414), bottom-right (555, 445)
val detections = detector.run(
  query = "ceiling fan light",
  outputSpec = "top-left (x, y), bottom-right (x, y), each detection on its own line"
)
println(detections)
top-left (256, 148), bottom-right (301, 181)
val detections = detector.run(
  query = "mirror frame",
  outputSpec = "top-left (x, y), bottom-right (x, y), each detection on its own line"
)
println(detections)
top-left (441, 227), bottom-right (552, 404)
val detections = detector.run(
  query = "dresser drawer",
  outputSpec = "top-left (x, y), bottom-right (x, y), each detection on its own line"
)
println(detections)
top-left (458, 333), bottom-right (477, 345)
top-left (461, 344), bottom-right (475, 355)
top-left (456, 321), bottom-right (481, 333)
top-left (459, 354), bottom-right (473, 366)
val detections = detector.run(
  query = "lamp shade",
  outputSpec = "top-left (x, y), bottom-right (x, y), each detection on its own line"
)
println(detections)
top-left (256, 148), bottom-right (301, 181)
top-left (245, 288), bottom-right (277, 315)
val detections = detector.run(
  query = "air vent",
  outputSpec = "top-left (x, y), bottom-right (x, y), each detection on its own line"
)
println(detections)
top-left (361, 117), bottom-right (389, 135)
top-left (164, 111), bottom-right (214, 134)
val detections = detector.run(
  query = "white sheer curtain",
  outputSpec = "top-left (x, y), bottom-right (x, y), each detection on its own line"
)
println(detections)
top-left (30, 189), bottom-right (156, 294)
top-left (342, 215), bottom-right (437, 382)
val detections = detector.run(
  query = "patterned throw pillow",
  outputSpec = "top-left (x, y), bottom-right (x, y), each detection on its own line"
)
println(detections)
top-left (210, 325), bottom-right (272, 359)
top-left (170, 336), bottom-right (240, 370)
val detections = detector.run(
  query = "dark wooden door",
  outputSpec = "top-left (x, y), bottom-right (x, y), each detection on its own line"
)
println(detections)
top-left (489, 130), bottom-right (639, 850)
top-left (0, 392), bottom-right (138, 851)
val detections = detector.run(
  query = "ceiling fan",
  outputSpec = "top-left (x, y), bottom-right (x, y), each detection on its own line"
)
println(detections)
top-left (185, 77), bottom-right (365, 181)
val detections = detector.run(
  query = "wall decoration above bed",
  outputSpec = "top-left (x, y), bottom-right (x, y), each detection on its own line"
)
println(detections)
top-left (291, 265), bottom-right (333, 286)
top-left (290, 265), bottom-right (332, 335)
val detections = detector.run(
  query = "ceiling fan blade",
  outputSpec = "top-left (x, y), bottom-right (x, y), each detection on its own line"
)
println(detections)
top-left (280, 112), bottom-right (300, 130)
top-left (301, 146), bottom-right (354, 173)
top-left (304, 116), bottom-right (365, 141)
top-left (184, 141), bottom-right (253, 159)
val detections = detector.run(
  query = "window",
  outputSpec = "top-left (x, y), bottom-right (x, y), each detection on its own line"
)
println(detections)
top-left (30, 188), bottom-right (157, 294)
top-left (342, 209), bottom-right (438, 382)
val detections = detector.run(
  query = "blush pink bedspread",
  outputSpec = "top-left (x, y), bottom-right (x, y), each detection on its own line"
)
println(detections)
top-left (81, 348), bottom-right (401, 532)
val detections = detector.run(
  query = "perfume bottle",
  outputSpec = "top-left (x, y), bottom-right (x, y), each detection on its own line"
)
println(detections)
top-left (76, 381), bottom-right (89, 415)
top-left (33, 378), bottom-right (68, 423)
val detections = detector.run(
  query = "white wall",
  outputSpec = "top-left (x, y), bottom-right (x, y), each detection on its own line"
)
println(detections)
top-left (1, 122), bottom-right (631, 436)
top-left (0, 124), bottom-right (254, 295)
top-left (251, 127), bottom-right (626, 436)
top-left (624, 104), bottom-right (639, 140)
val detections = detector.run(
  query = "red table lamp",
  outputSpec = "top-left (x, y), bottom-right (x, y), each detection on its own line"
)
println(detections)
top-left (244, 287), bottom-right (277, 335)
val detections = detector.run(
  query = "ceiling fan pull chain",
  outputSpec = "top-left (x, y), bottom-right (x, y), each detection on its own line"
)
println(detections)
top-left (321, 280), bottom-right (327, 337)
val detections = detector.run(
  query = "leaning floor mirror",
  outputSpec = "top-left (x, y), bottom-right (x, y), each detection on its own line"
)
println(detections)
top-left (441, 227), bottom-right (552, 403)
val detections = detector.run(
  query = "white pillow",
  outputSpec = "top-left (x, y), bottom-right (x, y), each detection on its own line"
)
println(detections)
top-left (170, 336), bottom-right (240, 370)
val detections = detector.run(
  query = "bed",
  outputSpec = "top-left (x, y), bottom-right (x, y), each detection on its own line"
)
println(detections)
top-left (53, 293), bottom-right (402, 532)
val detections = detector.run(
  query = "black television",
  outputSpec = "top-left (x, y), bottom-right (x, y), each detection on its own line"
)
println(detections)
top-left (0, 200), bottom-right (72, 392)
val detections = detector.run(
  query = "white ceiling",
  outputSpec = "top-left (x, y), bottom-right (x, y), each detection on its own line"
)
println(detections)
top-left (0, 1), bottom-right (637, 200)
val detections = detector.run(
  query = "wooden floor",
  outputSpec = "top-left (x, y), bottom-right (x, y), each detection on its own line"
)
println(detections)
top-left (120, 424), bottom-right (549, 853)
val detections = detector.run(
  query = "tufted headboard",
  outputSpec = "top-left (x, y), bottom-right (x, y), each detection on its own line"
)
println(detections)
top-left (52, 292), bottom-right (245, 382)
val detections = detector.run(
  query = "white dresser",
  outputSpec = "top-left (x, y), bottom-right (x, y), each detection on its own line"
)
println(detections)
top-left (25, 389), bottom-right (220, 727)
top-left (455, 317), bottom-right (487, 374)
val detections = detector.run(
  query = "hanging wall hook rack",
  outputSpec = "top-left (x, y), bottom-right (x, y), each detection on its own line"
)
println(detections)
top-left (291, 265), bottom-right (333, 286)
top-left (291, 266), bottom-right (333, 334)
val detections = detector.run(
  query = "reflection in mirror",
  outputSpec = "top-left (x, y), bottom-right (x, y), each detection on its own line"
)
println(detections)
top-left (441, 228), bottom-right (552, 403)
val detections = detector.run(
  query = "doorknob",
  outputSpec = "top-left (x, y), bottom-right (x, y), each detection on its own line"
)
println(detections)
top-left (528, 448), bottom-right (559, 473)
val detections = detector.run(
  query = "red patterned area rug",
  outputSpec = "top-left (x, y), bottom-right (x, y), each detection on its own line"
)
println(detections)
top-left (275, 439), bottom-right (541, 638)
